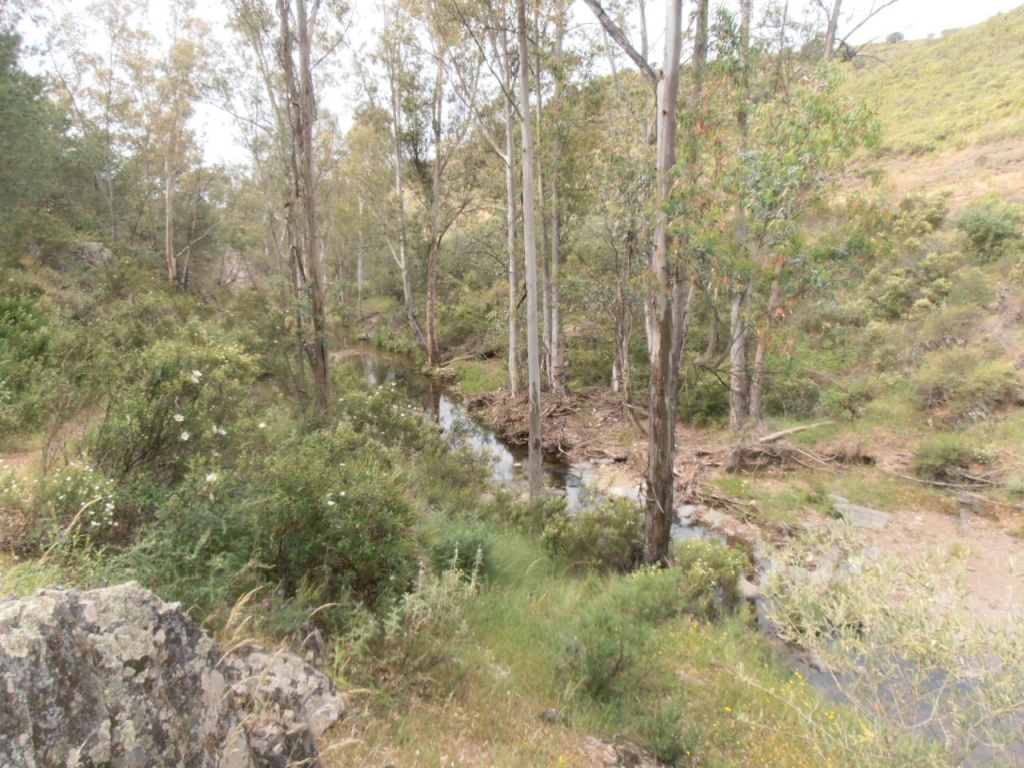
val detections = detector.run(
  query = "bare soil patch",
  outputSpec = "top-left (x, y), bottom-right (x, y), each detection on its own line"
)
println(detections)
top-left (848, 138), bottom-right (1024, 211)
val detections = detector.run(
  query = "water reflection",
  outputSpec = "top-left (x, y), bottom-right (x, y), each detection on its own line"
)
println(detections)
top-left (342, 346), bottom-right (573, 501)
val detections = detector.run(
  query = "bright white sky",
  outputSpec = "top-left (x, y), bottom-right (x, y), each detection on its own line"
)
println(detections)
top-left (830, 0), bottom-right (1023, 43)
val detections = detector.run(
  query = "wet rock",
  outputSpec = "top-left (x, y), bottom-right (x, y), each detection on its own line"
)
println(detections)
top-left (737, 576), bottom-right (760, 600)
top-left (0, 582), bottom-right (343, 768)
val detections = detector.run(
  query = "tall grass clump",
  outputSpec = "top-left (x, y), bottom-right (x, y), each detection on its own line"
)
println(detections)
top-left (763, 529), bottom-right (1024, 767)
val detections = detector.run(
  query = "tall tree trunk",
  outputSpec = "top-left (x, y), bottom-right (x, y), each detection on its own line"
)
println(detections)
top-left (749, 255), bottom-right (785, 425)
top-left (533, 5), bottom-right (551, 386)
top-left (824, 0), bottom-right (841, 60)
top-left (383, 4), bottom-right (425, 350)
top-left (729, 0), bottom-right (752, 433)
top-left (612, 236), bottom-right (634, 398)
top-left (728, 292), bottom-right (749, 431)
top-left (425, 53), bottom-right (444, 368)
top-left (643, 0), bottom-right (685, 566)
top-left (164, 153), bottom-right (176, 283)
top-left (503, 30), bottom-right (521, 396)
top-left (357, 197), bottom-right (364, 318)
top-left (549, 9), bottom-right (569, 396)
top-left (517, 0), bottom-right (542, 503)
top-left (279, 0), bottom-right (330, 414)
top-left (295, 0), bottom-right (330, 415)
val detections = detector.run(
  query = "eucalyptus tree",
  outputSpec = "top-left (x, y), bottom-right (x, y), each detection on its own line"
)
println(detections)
top-left (584, 0), bottom-right (709, 564)
top-left (515, 0), bottom-right (542, 501)
top-left (446, 0), bottom-right (522, 394)
top-left (736, 66), bottom-right (879, 425)
top-left (227, 0), bottom-right (345, 415)
top-left (38, 0), bottom-right (219, 279)
top-left (405, 0), bottom-right (482, 368)
top-left (360, 0), bottom-right (427, 349)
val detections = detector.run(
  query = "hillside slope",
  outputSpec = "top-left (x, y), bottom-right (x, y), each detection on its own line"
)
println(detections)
top-left (843, 6), bottom-right (1024, 208)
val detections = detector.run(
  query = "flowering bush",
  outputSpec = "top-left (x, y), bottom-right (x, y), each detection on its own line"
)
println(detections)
top-left (34, 460), bottom-right (119, 550)
top-left (251, 427), bottom-right (419, 607)
top-left (88, 325), bottom-right (258, 484)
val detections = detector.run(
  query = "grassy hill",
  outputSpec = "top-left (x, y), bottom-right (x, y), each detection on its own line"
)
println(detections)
top-left (844, 6), bottom-right (1024, 156)
top-left (840, 6), bottom-right (1024, 210)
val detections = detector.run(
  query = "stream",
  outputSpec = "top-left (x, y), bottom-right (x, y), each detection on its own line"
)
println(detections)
top-left (342, 344), bottom-right (585, 506)
top-left (342, 343), bottom-right (715, 539)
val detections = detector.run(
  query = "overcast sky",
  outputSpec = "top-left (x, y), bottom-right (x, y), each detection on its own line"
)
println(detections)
top-left (831, 0), bottom-right (1023, 44)
top-left (29, 0), bottom-right (1023, 165)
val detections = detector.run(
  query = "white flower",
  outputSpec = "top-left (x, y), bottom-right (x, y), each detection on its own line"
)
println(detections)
top-left (327, 500), bottom-right (336, 506)
top-left (173, 413), bottom-right (185, 422)
top-left (339, 491), bottom-right (346, 497)
top-left (206, 473), bottom-right (218, 483)
top-left (180, 432), bottom-right (190, 441)
top-left (258, 422), bottom-right (266, 429)
top-left (191, 370), bottom-right (203, 383)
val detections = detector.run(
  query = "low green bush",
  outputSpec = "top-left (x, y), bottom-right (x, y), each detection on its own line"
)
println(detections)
top-left (563, 601), bottom-right (651, 701)
top-left (911, 346), bottom-right (1021, 424)
top-left (251, 427), bottom-right (420, 607)
top-left (111, 468), bottom-right (260, 622)
top-left (541, 498), bottom-right (642, 573)
top-left (956, 200), bottom-right (1023, 262)
top-left (339, 556), bottom-right (481, 685)
top-left (0, 291), bottom-right (56, 434)
top-left (672, 539), bottom-right (752, 621)
top-left (428, 520), bottom-right (496, 583)
top-left (88, 325), bottom-right (259, 484)
top-left (563, 542), bottom-right (750, 704)
top-left (913, 434), bottom-right (985, 482)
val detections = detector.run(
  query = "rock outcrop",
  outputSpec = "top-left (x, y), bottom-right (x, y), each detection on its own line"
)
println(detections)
top-left (0, 582), bottom-right (344, 768)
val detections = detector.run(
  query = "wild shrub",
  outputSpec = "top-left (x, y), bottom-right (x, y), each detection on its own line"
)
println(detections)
top-left (862, 251), bottom-right (957, 320)
top-left (911, 346), bottom-right (1021, 423)
top-left (563, 600), bottom-right (651, 701)
top-left (428, 520), bottom-right (496, 583)
top-left (0, 291), bottom-right (56, 434)
top-left (88, 325), bottom-right (258, 484)
top-left (541, 498), bottom-right (642, 573)
top-left (110, 468), bottom-right (260, 621)
top-left (251, 427), bottom-right (419, 607)
top-left (336, 381), bottom-right (437, 452)
top-left (672, 539), bottom-right (752, 621)
top-left (956, 200), bottom-right (1023, 261)
top-left (638, 699), bottom-right (702, 766)
top-left (32, 460), bottom-right (118, 551)
top-left (564, 545), bottom-right (749, 703)
top-left (338, 555), bottom-right (481, 685)
top-left (913, 434), bottom-right (985, 482)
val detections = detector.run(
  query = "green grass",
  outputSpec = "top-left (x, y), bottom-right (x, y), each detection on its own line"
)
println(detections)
top-left (327, 528), bottom-right (836, 768)
top-left (452, 359), bottom-right (507, 396)
top-left (843, 8), bottom-right (1024, 155)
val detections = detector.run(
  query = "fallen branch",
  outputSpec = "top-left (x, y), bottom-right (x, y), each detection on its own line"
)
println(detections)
top-left (880, 470), bottom-right (1024, 511)
top-left (757, 421), bottom-right (833, 444)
